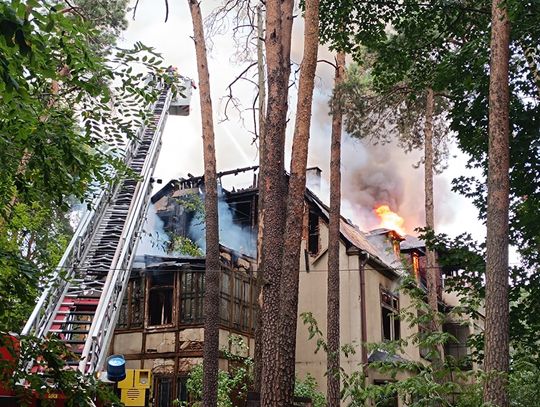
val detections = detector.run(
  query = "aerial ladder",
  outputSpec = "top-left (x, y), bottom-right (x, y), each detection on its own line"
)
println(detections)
top-left (20, 76), bottom-right (193, 377)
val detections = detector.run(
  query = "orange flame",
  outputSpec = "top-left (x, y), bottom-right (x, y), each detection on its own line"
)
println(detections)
top-left (374, 205), bottom-right (406, 236)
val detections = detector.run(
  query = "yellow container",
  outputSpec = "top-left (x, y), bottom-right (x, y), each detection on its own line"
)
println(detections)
top-left (117, 369), bottom-right (152, 406)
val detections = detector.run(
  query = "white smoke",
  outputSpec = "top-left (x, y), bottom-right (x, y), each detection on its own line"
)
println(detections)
top-left (151, 188), bottom-right (257, 258)
top-left (122, 1), bottom-right (472, 241)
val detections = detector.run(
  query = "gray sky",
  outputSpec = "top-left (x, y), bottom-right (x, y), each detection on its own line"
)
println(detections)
top-left (121, 0), bottom-right (485, 242)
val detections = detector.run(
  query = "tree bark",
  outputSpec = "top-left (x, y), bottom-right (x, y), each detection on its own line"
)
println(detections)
top-left (277, 0), bottom-right (320, 404)
top-left (327, 51), bottom-right (345, 407)
top-left (187, 1), bottom-right (220, 406)
top-left (254, 2), bottom-right (266, 392)
top-left (424, 87), bottom-right (444, 361)
top-left (483, 1), bottom-right (510, 406)
top-left (259, 0), bottom-right (293, 404)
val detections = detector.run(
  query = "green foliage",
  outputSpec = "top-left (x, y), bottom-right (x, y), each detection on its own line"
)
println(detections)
top-left (71, 0), bottom-right (130, 53)
top-left (174, 335), bottom-right (253, 407)
top-left (334, 60), bottom-right (450, 172)
top-left (0, 334), bottom-right (120, 406)
top-left (294, 373), bottom-right (326, 407)
top-left (0, 0), bottom-right (180, 332)
top-left (168, 235), bottom-right (204, 257)
top-left (177, 193), bottom-right (206, 224)
top-left (301, 274), bottom-right (479, 407)
top-left (165, 193), bottom-right (205, 257)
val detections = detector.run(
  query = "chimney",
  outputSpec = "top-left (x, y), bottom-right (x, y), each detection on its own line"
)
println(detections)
top-left (306, 166), bottom-right (322, 194)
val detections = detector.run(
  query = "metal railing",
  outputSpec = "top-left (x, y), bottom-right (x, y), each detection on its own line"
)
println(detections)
top-left (80, 89), bottom-right (172, 373)
top-left (21, 83), bottom-right (164, 341)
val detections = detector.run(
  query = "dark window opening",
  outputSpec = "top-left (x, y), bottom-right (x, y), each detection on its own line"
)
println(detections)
top-left (148, 271), bottom-right (174, 326)
top-left (381, 289), bottom-right (400, 341)
top-left (308, 211), bottom-right (320, 255)
top-left (443, 322), bottom-right (471, 370)
top-left (154, 376), bottom-right (173, 407)
top-left (176, 376), bottom-right (189, 403)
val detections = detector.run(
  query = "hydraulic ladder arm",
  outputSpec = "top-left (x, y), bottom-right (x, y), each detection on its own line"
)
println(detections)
top-left (22, 78), bottom-right (191, 375)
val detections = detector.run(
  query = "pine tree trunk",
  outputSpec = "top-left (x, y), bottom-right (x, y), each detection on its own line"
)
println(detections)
top-left (259, 0), bottom-right (293, 404)
top-left (187, 1), bottom-right (220, 406)
top-left (424, 87), bottom-right (444, 361)
top-left (277, 0), bottom-right (320, 404)
top-left (254, 2), bottom-right (266, 392)
top-left (327, 51), bottom-right (345, 407)
top-left (483, 1), bottom-right (510, 406)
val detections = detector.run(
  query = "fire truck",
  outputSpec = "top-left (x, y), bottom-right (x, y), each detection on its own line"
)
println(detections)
top-left (1, 75), bottom-right (193, 406)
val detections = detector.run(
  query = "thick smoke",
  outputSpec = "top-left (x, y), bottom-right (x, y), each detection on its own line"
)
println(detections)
top-left (298, 38), bottom-right (455, 235)
top-left (187, 191), bottom-right (257, 258)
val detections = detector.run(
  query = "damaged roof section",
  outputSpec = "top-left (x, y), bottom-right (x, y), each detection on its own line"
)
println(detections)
top-left (149, 166), bottom-right (259, 259)
top-left (146, 167), bottom-right (422, 278)
top-left (305, 189), bottom-right (405, 277)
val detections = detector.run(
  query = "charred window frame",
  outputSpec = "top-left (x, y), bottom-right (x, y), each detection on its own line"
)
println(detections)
top-left (232, 273), bottom-right (251, 331)
top-left (147, 270), bottom-right (175, 327)
top-left (220, 270), bottom-right (232, 325)
top-left (180, 269), bottom-right (205, 324)
top-left (380, 288), bottom-right (400, 341)
top-left (118, 277), bottom-right (144, 330)
top-left (308, 210), bottom-right (320, 255)
top-left (176, 376), bottom-right (189, 403)
top-left (220, 268), bottom-right (256, 333)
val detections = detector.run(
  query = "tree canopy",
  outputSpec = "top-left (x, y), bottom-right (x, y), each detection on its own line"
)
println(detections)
top-left (0, 0), bottom-right (171, 331)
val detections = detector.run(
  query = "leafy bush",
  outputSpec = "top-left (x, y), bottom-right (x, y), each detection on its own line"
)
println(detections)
top-left (294, 373), bottom-right (326, 407)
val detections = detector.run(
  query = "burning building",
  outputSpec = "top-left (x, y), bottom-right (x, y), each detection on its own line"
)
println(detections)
top-left (109, 166), bottom-right (482, 406)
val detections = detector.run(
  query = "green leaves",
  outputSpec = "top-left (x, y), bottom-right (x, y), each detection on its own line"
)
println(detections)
top-left (1, 335), bottom-right (121, 406)
top-left (0, 0), bottom-right (177, 334)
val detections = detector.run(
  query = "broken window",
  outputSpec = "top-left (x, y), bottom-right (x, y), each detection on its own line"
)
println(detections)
top-left (118, 277), bottom-right (144, 330)
top-left (148, 271), bottom-right (174, 326)
top-left (308, 210), bottom-right (320, 255)
top-left (180, 270), bottom-right (205, 324)
top-left (381, 288), bottom-right (400, 341)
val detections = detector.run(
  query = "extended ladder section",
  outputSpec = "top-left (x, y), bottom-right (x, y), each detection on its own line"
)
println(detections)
top-left (22, 82), bottom-right (190, 375)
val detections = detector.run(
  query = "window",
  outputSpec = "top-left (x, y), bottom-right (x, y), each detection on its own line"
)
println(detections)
top-left (418, 322), bottom-right (431, 360)
top-left (374, 380), bottom-right (398, 407)
top-left (220, 268), bottom-right (256, 333)
top-left (443, 322), bottom-right (471, 369)
top-left (220, 270), bottom-right (231, 324)
top-left (176, 376), bottom-right (189, 403)
top-left (118, 277), bottom-right (144, 330)
top-left (308, 210), bottom-right (320, 255)
top-left (154, 376), bottom-right (173, 407)
top-left (417, 311), bottom-right (433, 360)
top-left (380, 288), bottom-right (400, 341)
top-left (148, 271), bottom-right (174, 326)
top-left (180, 270), bottom-right (205, 324)
top-left (232, 274), bottom-right (251, 330)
